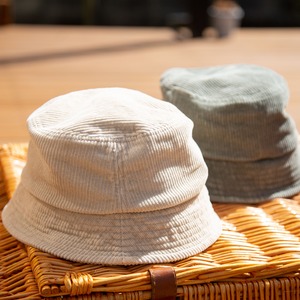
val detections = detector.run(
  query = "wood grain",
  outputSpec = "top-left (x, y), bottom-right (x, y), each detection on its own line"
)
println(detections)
top-left (1, 25), bottom-right (300, 143)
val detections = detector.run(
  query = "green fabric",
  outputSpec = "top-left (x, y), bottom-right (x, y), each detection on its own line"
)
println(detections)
top-left (160, 64), bottom-right (300, 203)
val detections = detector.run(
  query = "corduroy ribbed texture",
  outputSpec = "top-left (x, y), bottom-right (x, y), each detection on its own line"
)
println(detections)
top-left (2, 87), bottom-right (222, 265)
top-left (160, 64), bottom-right (300, 203)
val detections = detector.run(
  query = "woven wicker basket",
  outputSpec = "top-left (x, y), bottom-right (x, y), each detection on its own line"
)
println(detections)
top-left (1, 143), bottom-right (300, 300)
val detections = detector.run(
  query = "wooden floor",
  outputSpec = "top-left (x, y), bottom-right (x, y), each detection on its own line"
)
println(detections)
top-left (1, 25), bottom-right (300, 143)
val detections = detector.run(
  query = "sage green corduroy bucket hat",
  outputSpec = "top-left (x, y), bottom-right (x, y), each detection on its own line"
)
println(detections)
top-left (160, 64), bottom-right (300, 203)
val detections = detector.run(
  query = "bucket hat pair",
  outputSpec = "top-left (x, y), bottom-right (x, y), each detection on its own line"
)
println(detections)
top-left (4, 64), bottom-right (300, 266)
top-left (2, 87), bottom-right (222, 265)
top-left (160, 64), bottom-right (300, 203)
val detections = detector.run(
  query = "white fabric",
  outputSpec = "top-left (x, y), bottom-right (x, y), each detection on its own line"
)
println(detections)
top-left (2, 87), bottom-right (222, 265)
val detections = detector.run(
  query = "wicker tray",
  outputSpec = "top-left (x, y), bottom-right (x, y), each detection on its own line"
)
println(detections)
top-left (1, 143), bottom-right (300, 300)
top-left (0, 144), bottom-right (41, 300)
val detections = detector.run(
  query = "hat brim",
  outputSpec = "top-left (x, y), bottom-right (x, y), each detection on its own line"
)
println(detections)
top-left (2, 184), bottom-right (221, 265)
top-left (207, 143), bottom-right (300, 203)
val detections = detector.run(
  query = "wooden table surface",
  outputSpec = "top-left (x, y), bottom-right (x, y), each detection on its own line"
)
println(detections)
top-left (1, 25), bottom-right (300, 143)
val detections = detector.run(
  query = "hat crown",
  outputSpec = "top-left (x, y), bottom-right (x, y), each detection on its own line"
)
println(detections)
top-left (161, 64), bottom-right (298, 162)
top-left (29, 88), bottom-right (187, 139)
top-left (22, 88), bottom-right (208, 214)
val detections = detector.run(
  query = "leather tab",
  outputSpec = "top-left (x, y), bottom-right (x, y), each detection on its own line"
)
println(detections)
top-left (149, 266), bottom-right (177, 300)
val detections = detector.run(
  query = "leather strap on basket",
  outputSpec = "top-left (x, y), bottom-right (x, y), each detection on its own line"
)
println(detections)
top-left (149, 266), bottom-right (177, 300)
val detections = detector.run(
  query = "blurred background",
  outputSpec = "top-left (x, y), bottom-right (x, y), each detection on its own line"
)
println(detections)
top-left (2, 0), bottom-right (300, 35)
top-left (1, 0), bottom-right (300, 143)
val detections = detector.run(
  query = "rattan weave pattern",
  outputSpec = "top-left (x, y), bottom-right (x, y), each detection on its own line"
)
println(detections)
top-left (1, 143), bottom-right (300, 299)
top-left (0, 144), bottom-right (41, 300)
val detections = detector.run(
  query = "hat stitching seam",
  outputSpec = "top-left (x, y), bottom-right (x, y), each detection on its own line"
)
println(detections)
top-left (29, 124), bottom-right (186, 143)
top-left (204, 145), bottom-right (300, 163)
top-left (114, 140), bottom-right (125, 264)
top-left (167, 85), bottom-right (288, 109)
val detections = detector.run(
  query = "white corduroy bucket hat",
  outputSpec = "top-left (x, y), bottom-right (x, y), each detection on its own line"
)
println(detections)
top-left (2, 87), bottom-right (222, 265)
top-left (160, 64), bottom-right (300, 203)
